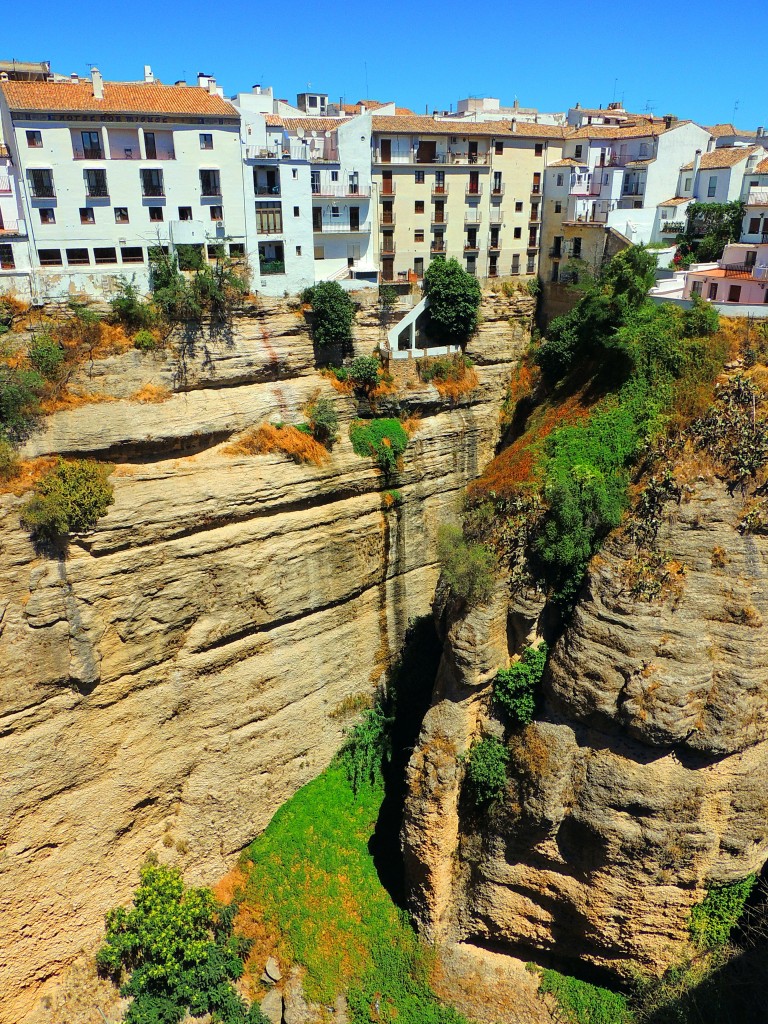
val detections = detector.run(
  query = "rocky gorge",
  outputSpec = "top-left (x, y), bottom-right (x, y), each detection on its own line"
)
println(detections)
top-left (0, 289), bottom-right (533, 1023)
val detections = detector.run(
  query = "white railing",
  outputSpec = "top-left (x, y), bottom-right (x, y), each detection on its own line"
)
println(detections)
top-left (747, 188), bottom-right (768, 206)
top-left (311, 184), bottom-right (371, 198)
top-left (0, 176), bottom-right (11, 194)
top-left (314, 221), bottom-right (371, 233)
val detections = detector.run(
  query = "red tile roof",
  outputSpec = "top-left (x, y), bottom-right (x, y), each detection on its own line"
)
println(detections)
top-left (371, 114), bottom-right (566, 138)
top-left (0, 79), bottom-right (238, 117)
top-left (267, 116), bottom-right (350, 132)
top-left (681, 147), bottom-right (759, 171)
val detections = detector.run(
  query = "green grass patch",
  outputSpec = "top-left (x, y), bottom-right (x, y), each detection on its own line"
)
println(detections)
top-left (350, 418), bottom-right (408, 475)
top-left (241, 763), bottom-right (468, 1023)
top-left (534, 967), bottom-right (634, 1023)
top-left (689, 875), bottom-right (757, 950)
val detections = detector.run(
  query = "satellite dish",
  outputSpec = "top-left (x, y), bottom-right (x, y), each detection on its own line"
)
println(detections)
top-left (311, 130), bottom-right (318, 138)
top-left (325, 130), bottom-right (332, 138)
top-left (296, 128), bottom-right (305, 139)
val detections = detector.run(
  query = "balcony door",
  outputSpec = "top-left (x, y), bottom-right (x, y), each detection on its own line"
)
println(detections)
top-left (468, 141), bottom-right (478, 164)
top-left (380, 139), bottom-right (391, 163)
top-left (349, 206), bottom-right (360, 230)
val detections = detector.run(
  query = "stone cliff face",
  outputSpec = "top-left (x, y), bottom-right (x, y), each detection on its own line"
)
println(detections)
top-left (403, 476), bottom-right (768, 977)
top-left (0, 291), bottom-right (533, 1023)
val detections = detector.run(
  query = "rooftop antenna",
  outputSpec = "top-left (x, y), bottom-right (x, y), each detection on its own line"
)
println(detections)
top-left (732, 99), bottom-right (740, 124)
top-left (364, 61), bottom-right (369, 99)
top-left (612, 77), bottom-right (618, 102)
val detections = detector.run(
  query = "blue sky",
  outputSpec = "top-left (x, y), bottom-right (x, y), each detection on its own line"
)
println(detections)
top-left (5, 0), bottom-right (764, 130)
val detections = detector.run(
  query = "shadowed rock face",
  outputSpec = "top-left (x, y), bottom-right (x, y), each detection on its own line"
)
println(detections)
top-left (402, 478), bottom-right (768, 978)
top-left (0, 292), bottom-right (534, 1023)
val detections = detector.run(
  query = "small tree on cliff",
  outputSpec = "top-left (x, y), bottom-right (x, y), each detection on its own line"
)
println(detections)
top-left (303, 281), bottom-right (355, 348)
top-left (423, 257), bottom-right (482, 342)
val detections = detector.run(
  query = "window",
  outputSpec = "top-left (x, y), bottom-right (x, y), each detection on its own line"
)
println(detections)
top-left (26, 130), bottom-right (42, 148)
top-left (81, 130), bottom-right (102, 158)
top-left (633, 200), bottom-right (642, 208)
top-left (414, 230), bottom-right (425, 242)
top-left (551, 263), bottom-right (559, 282)
top-left (708, 283), bottom-right (718, 300)
top-left (120, 246), bottom-right (144, 264)
top-left (144, 132), bottom-right (157, 159)
top-left (199, 133), bottom-right (213, 150)
top-left (492, 172), bottom-right (502, 194)
top-left (229, 243), bottom-right (245, 258)
top-left (38, 248), bottom-right (62, 266)
top-left (199, 169), bottom-right (220, 196)
top-left (556, 174), bottom-right (564, 187)
top-left (526, 255), bottom-right (536, 273)
top-left (415, 201), bottom-right (425, 214)
top-left (691, 280), bottom-right (703, 296)
top-left (331, 205), bottom-right (340, 218)
top-left (554, 201), bottom-right (562, 213)
top-left (94, 247), bottom-right (117, 265)
top-left (532, 172), bottom-right (541, 193)
top-left (149, 206), bottom-right (164, 222)
top-left (727, 284), bottom-right (742, 303)
top-left (495, 140), bottom-right (503, 155)
top-left (749, 217), bottom-right (761, 234)
top-left (684, 177), bottom-right (692, 191)
top-left (515, 201), bottom-right (523, 212)
top-left (575, 145), bottom-right (583, 159)
top-left (29, 169), bottom-right (54, 198)
top-left (415, 170), bottom-right (425, 184)
top-left (511, 254), bottom-right (520, 275)
top-left (572, 237), bottom-right (582, 258)
top-left (414, 257), bottom-right (424, 277)
top-left (535, 143), bottom-right (543, 157)
top-left (115, 208), bottom-right (129, 223)
top-left (85, 168), bottom-right (108, 197)
top-left (207, 243), bottom-right (225, 260)
top-left (256, 201), bottom-right (282, 233)
top-left (308, 96), bottom-right (318, 107)
top-left (141, 169), bottom-right (164, 196)
top-left (0, 244), bottom-right (15, 268)
top-left (178, 207), bottom-right (192, 220)
top-left (80, 208), bottom-right (95, 225)
top-left (294, 206), bottom-right (300, 217)
top-left (296, 245), bottom-right (302, 256)
top-left (331, 171), bottom-right (339, 182)
top-left (514, 226), bottom-right (522, 239)
top-left (292, 169), bottom-right (298, 179)
top-left (39, 208), bottom-right (55, 224)
top-left (314, 246), bottom-right (325, 259)
top-left (707, 176), bottom-right (717, 198)
top-left (66, 248), bottom-right (90, 266)
top-left (210, 205), bottom-right (223, 221)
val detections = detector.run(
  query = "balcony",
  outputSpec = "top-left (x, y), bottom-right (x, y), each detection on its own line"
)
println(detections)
top-left (746, 188), bottom-right (768, 207)
top-left (380, 184), bottom-right (397, 198)
top-left (373, 150), bottom-right (491, 165)
top-left (431, 184), bottom-right (449, 197)
top-left (464, 211), bottom-right (482, 225)
top-left (381, 242), bottom-right (396, 255)
top-left (623, 184), bottom-right (644, 196)
top-left (660, 221), bottom-right (685, 233)
top-left (85, 183), bottom-right (109, 198)
top-left (74, 147), bottom-right (104, 160)
top-left (431, 240), bottom-right (446, 253)
top-left (464, 239), bottom-right (480, 252)
top-left (490, 184), bottom-right (505, 198)
top-left (529, 212), bottom-right (540, 223)
top-left (0, 220), bottom-right (24, 236)
top-left (381, 214), bottom-right (396, 227)
top-left (488, 237), bottom-right (501, 251)
top-left (314, 221), bottom-right (371, 233)
top-left (530, 184), bottom-right (542, 195)
top-left (431, 215), bottom-right (447, 227)
top-left (489, 210), bottom-right (503, 225)
top-left (311, 184), bottom-right (370, 198)
top-left (255, 185), bottom-right (281, 197)
top-left (465, 185), bottom-right (483, 198)
top-left (201, 185), bottom-right (222, 197)
top-left (723, 262), bottom-right (757, 279)
top-left (549, 246), bottom-right (563, 258)
top-left (248, 146), bottom-right (285, 161)
top-left (141, 184), bottom-right (165, 198)
top-left (309, 149), bottom-right (340, 163)
top-left (29, 182), bottom-right (56, 199)
top-left (0, 176), bottom-right (11, 194)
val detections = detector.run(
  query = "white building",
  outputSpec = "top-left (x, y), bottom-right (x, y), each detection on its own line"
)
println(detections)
top-left (0, 68), bottom-right (247, 301)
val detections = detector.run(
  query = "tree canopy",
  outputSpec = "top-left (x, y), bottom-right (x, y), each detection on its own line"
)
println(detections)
top-left (423, 258), bottom-right (482, 342)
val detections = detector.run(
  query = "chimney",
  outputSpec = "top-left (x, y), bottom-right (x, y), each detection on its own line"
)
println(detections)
top-left (91, 67), bottom-right (103, 100)
top-left (663, 114), bottom-right (678, 130)
top-left (208, 77), bottom-right (217, 95)
top-left (254, 84), bottom-right (261, 94)
top-left (692, 149), bottom-right (702, 197)
top-left (70, 72), bottom-right (79, 83)
top-left (511, 118), bottom-right (517, 133)
top-left (758, 127), bottom-right (765, 138)
top-left (144, 65), bottom-right (154, 84)
top-left (360, 103), bottom-right (366, 115)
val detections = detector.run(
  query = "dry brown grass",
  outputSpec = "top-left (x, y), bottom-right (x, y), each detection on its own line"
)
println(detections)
top-left (130, 383), bottom-right (172, 404)
top-left (224, 423), bottom-right (329, 466)
top-left (39, 391), bottom-right (117, 414)
top-left (400, 412), bottom-right (421, 437)
top-left (433, 365), bottom-right (479, 401)
top-left (0, 456), bottom-right (58, 496)
top-left (322, 370), bottom-right (354, 395)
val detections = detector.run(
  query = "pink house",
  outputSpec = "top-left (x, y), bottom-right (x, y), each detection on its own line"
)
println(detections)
top-left (683, 243), bottom-right (768, 305)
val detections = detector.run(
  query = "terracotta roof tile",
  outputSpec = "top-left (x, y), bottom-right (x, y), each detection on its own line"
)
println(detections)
top-left (755, 156), bottom-right (768, 173)
top-left (371, 114), bottom-right (566, 138)
top-left (705, 123), bottom-right (756, 138)
top-left (267, 116), bottom-right (350, 132)
top-left (681, 147), bottom-right (759, 171)
top-left (548, 158), bottom-right (582, 167)
top-left (567, 120), bottom-right (671, 139)
top-left (0, 79), bottom-right (238, 117)
top-left (658, 197), bottom-right (690, 207)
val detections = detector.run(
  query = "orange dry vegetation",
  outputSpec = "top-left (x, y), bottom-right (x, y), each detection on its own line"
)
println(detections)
top-left (470, 388), bottom-right (592, 501)
top-left (130, 383), bottom-right (172, 404)
top-left (0, 456), bottom-right (57, 496)
top-left (433, 365), bottom-right (479, 402)
top-left (322, 371), bottom-right (354, 395)
top-left (40, 391), bottom-right (117, 414)
top-left (224, 423), bottom-right (329, 466)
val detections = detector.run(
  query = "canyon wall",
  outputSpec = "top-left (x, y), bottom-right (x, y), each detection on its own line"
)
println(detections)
top-left (0, 291), bottom-right (532, 1023)
top-left (403, 476), bottom-right (768, 977)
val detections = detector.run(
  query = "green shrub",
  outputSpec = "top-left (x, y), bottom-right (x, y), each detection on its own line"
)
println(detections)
top-left (535, 967), bottom-right (633, 1024)
top-left (349, 417), bottom-right (408, 475)
top-left (348, 355), bottom-right (381, 389)
top-left (305, 396), bottom-right (338, 444)
top-left (526, 276), bottom-right (541, 296)
top-left (341, 703), bottom-right (393, 795)
top-left (175, 243), bottom-right (205, 271)
top-left (21, 459), bottom-right (114, 543)
top-left (97, 860), bottom-right (264, 1024)
top-left (0, 365), bottom-right (44, 436)
top-left (133, 330), bottom-right (157, 353)
top-left (110, 280), bottom-right (157, 331)
top-left (304, 282), bottom-right (355, 347)
top-left (463, 737), bottom-right (509, 806)
top-left (0, 434), bottom-right (20, 480)
top-left (494, 643), bottom-right (548, 726)
top-left (29, 334), bottom-right (64, 381)
top-left (423, 258), bottom-right (482, 341)
top-left (682, 293), bottom-right (719, 338)
top-left (436, 523), bottom-right (496, 605)
top-left (689, 876), bottom-right (757, 950)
